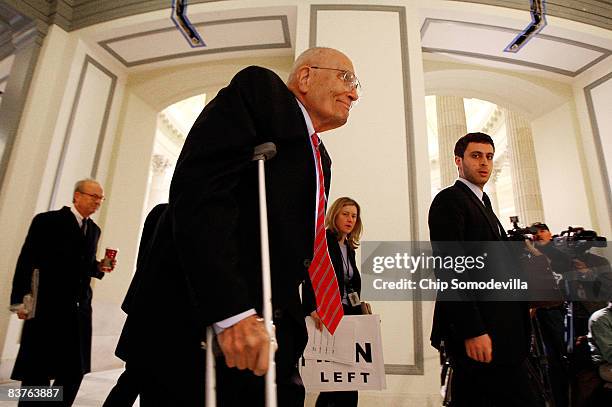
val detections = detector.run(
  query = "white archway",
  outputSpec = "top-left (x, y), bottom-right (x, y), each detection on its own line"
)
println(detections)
top-left (425, 68), bottom-right (572, 120)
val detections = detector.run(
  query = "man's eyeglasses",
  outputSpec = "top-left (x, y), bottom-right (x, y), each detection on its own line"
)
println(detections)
top-left (79, 191), bottom-right (105, 201)
top-left (309, 66), bottom-right (362, 96)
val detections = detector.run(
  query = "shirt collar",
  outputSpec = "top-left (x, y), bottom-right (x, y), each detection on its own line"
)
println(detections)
top-left (70, 205), bottom-right (86, 227)
top-left (457, 177), bottom-right (484, 202)
top-left (296, 99), bottom-right (315, 136)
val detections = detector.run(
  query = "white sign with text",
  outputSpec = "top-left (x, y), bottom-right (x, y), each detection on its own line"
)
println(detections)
top-left (300, 315), bottom-right (386, 391)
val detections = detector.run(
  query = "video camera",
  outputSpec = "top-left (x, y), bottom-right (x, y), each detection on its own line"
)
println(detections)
top-left (553, 226), bottom-right (607, 257)
top-left (506, 216), bottom-right (536, 241)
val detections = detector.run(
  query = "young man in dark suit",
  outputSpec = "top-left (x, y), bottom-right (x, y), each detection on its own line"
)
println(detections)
top-left (429, 133), bottom-right (539, 406)
top-left (123, 47), bottom-right (359, 406)
top-left (10, 179), bottom-right (115, 406)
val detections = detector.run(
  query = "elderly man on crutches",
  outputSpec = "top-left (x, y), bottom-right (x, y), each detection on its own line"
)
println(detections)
top-left (122, 47), bottom-right (360, 407)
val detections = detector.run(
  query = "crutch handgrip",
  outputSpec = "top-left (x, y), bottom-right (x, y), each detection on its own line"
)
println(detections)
top-left (253, 142), bottom-right (277, 161)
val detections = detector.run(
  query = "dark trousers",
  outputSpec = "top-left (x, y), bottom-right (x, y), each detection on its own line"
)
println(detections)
top-left (316, 391), bottom-right (358, 407)
top-left (18, 374), bottom-right (83, 407)
top-left (102, 364), bottom-right (139, 407)
top-left (449, 357), bottom-right (542, 407)
top-left (137, 312), bottom-right (306, 406)
top-left (136, 350), bottom-right (205, 406)
top-left (215, 356), bottom-right (305, 407)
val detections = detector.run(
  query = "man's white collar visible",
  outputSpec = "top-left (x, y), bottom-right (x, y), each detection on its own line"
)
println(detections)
top-left (295, 99), bottom-right (315, 136)
top-left (70, 205), bottom-right (86, 227)
top-left (457, 177), bottom-right (484, 203)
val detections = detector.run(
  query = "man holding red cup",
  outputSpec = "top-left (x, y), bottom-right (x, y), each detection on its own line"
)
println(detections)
top-left (102, 248), bottom-right (118, 272)
top-left (9, 178), bottom-right (117, 406)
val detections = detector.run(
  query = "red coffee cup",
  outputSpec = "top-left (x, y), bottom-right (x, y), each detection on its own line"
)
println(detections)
top-left (102, 248), bottom-right (118, 271)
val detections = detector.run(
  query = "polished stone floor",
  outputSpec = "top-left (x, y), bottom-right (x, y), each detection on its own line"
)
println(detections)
top-left (0, 370), bottom-right (325, 406)
top-left (0, 369), bottom-right (138, 407)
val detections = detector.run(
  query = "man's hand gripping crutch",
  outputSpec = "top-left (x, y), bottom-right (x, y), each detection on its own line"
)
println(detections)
top-left (205, 142), bottom-right (279, 407)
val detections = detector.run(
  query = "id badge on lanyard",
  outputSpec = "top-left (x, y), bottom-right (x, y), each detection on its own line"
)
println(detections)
top-left (348, 291), bottom-right (360, 307)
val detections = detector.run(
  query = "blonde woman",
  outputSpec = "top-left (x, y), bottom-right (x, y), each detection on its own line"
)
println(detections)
top-left (303, 196), bottom-right (363, 407)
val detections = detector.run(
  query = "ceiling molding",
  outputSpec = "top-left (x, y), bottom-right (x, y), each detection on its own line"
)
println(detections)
top-left (3, 1), bottom-right (611, 34)
top-left (1, 0), bottom-right (222, 32)
top-left (0, 2), bottom-right (43, 60)
top-left (158, 112), bottom-right (188, 144)
top-left (69, 1), bottom-right (222, 31)
top-left (1, 1), bottom-right (51, 26)
top-left (421, 18), bottom-right (612, 77)
top-left (449, 0), bottom-right (612, 31)
top-left (98, 15), bottom-right (291, 68)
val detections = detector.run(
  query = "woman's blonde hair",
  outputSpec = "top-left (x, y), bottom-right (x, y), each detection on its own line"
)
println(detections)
top-left (325, 197), bottom-right (363, 250)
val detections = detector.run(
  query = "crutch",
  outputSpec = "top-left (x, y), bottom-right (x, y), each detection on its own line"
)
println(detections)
top-left (205, 326), bottom-right (216, 407)
top-left (253, 142), bottom-right (279, 407)
top-left (204, 142), bottom-right (279, 407)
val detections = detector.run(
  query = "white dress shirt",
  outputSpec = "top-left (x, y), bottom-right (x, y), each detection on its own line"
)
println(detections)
top-left (70, 205), bottom-right (87, 228)
top-left (457, 177), bottom-right (485, 205)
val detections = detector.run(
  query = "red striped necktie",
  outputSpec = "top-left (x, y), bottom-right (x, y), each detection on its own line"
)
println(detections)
top-left (308, 133), bottom-right (344, 334)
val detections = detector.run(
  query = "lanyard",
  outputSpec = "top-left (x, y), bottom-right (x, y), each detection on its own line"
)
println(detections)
top-left (340, 242), bottom-right (352, 285)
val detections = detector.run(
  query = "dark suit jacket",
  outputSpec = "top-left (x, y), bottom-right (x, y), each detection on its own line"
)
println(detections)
top-left (429, 180), bottom-right (530, 365)
top-left (121, 203), bottom-right (168, 315)
top-left (115, 203), bottom-right (168, 361)
top-left (10, 206), bottom-right (103, 380)
top-left (125, 66), bottom-right (330, 375)
top-left (303, 229), bottom-right (361, 315)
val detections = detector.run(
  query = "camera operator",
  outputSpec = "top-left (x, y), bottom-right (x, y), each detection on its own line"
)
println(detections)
top-left (530, 223), bottom-right (612, 337)
top-left (537, 225), bottom-right (612, 406)
top-left (588, 302), bottom-right (612, 384)
top-left (519, 222), bottom-right (571, 407)
top-left (531, 223), bottom-right (572, 275)
top-left (572, 256), bottom-right (612, 306)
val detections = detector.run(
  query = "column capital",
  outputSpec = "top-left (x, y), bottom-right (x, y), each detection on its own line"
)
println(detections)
top-left (481, 107), bottom-right (502, 134)
top-left (490, 166), bottom-right (504, 183)
top-left (151, 154), bottom-right (172, 175)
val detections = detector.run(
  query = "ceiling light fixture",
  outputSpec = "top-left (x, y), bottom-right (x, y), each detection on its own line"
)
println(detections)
top-left (504, 0), bottom-right (547, 53)
top-left (171, 0), bottom-right (206, 48)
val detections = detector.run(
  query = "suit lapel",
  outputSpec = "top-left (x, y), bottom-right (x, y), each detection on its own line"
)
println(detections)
top-left (490, 211), bottom-right (508, 240)
top-left (454, 181), bottom-right (504, 239)
top-left (61, 206), bottom-right (82, 236)
top-left (61, 206), bottom-right (95, 247)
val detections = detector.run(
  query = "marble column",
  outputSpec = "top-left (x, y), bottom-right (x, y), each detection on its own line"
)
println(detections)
top-left (436, 96), bottom-right (467, 188)
top-left (487, 166), bottom-right (504, 215)
top-left (504, 108), bottom-right (544, 225)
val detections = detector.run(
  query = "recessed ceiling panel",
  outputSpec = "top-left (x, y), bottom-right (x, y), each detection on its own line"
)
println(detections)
top-left (99, 15), bottom-right (291, 67)
top-left (421, 18), bottom-right (611, 77)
